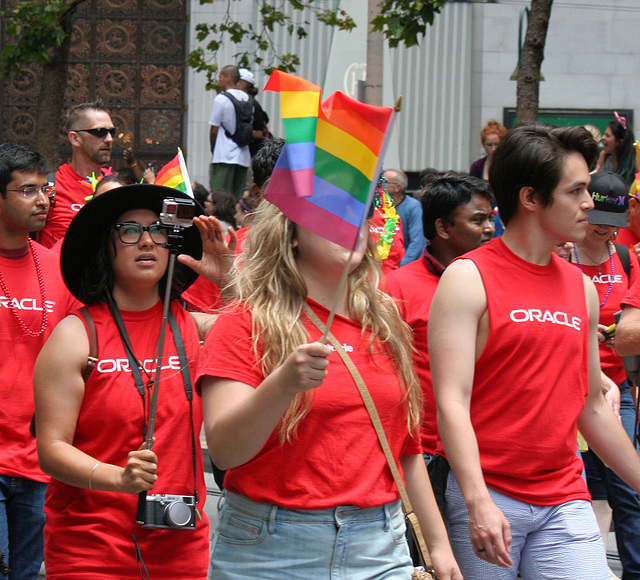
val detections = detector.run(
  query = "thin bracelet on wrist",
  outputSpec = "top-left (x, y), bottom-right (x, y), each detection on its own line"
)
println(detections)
top-left (89, 461), bottom-right (102, 490)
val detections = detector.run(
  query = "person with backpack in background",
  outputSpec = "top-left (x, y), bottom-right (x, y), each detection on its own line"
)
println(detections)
top-left (237, 68), bottom-right (272, 158)
top-left (209, 65), bottom-right (254, 199)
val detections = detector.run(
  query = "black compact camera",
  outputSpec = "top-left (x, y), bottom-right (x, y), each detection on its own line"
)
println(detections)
top-left (142, 493), bottom-right (196, 530)
top-left (160, 197), bottom-right (195, 229)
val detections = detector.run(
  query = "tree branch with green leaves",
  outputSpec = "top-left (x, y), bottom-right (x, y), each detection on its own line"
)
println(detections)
top-left (187, 0), bottom-right (357, 90)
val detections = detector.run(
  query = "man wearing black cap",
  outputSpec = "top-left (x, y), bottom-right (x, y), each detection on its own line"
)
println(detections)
top-left (569, 170), bottom-right (640, 579)
top-left (0, 143), bottom-right (79, 578)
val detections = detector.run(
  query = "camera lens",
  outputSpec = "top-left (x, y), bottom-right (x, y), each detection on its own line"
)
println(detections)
top-left (164, 500), bottom-right (192, 528)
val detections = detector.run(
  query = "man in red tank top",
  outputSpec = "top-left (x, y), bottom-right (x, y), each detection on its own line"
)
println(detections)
top-left (429, 125), bottom-right (640, 579)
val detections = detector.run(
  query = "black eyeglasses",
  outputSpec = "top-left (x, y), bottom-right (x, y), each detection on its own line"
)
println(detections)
top-left (114, 222), bottom-right (168, 245)
top-left (6, 184), bottom-right (55, 199)
top-left (74, 127), bottom-right (116, 139)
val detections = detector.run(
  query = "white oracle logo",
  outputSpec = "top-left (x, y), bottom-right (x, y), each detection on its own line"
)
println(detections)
top-left (71, 203), bottom-right (84, 212)
top-left (327, 343), bottom-right (354, 353)
top-left (97, 355), bottom-right (182, 373)
top-left (591, 274), bottom-right (623, 285)
top-left (509, 309), bottom-right (582, 331)
top-left (343, 63), bottom-right (366, 98)
top-left (0, 296), bottom-right (55, 313)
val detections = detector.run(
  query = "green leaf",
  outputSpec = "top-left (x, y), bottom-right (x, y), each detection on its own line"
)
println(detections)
top-left (187, 0), bottom-right (449, 87)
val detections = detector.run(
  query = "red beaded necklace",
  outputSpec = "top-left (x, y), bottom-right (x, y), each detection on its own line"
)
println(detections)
top-left (0, 239), bottom-right (48, 337)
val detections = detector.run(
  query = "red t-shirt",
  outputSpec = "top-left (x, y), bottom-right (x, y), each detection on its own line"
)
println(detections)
top-left (0, 242), bottom-right (80, 482)
top-left (182, 275), bottom-right (223, 313)
top-left (442, 238), bottom-right (591, 505)
top-left (234, 225), bottom-right (249, 250)
top-left (569, 248), bottom-right (638, 385)
top-left (39, 163), bottom-right (94, 248)
top-left (195, 298), bottom-right (420, 509)
top-left (44, 301), bottom-right (209, 579)
top-left (384, 254), bottom-right (441, 454)
top-left (616, 227), bottom-right (640, 250)
top-left (622, 269), bottom-right (640, 309)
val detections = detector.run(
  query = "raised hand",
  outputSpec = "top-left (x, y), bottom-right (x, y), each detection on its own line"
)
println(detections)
top-left (177, 215), bottom-right (237, 289)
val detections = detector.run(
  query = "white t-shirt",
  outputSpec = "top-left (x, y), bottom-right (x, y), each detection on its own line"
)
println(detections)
top-left (209, 88), bottom-right (251, 167)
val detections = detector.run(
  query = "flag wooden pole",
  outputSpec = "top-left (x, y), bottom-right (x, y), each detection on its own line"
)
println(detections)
top-left (319, 97), bottom-right (402, 343)
top-left (319, 248), bottom-right (356, 344)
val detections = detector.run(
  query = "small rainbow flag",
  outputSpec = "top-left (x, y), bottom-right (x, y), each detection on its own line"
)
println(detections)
top-left (263, 70), bottom-right (395, 251)
top-left (154, 148), bottom-right (194, 198)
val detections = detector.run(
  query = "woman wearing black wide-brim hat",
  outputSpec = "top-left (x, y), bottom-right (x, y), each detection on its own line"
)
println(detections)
top-left (32, 184), bottom-right (231, 579)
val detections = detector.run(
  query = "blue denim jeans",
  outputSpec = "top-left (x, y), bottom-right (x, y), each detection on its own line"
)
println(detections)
top-left (209, 491), bottom-right (413, 579)
top-left (0, 475), bottom-right (46, 580)
top-left (590, 381), bottom-right (640, 580)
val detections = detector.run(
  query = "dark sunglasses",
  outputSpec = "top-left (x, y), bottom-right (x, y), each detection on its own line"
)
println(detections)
top-left (74, 127), bottom-right (116, 139)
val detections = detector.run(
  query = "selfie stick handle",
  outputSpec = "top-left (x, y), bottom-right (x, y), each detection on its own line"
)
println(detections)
top-left (145, 251), bottom-right (176, 450)
top-left (137, 226), bottom-right (185, 524)
top-left (136, 249), bottom-right (176, 523)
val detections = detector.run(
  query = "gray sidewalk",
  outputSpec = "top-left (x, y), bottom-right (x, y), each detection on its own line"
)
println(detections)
top-left (607, 532), bottom-right (623, 579)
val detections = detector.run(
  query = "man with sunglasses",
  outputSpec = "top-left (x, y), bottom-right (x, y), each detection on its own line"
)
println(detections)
top-left (39, 100), bottom-right (114, 248)
top-left (0, 143), bottom-right (79, 578)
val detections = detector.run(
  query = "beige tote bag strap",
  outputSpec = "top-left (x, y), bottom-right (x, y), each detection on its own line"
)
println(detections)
top-left (303, 304), bottom-right (433, 571)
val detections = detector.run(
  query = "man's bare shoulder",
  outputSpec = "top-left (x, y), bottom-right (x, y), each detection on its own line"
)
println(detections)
top-left (440, 257), bottom-right (482, 285)
top-left (433, 258), bottom-right (487, 314)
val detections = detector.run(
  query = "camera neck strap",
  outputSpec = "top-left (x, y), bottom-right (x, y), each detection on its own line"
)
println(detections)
top-left (107, 293), bottom-right (148, 437)
top-left (107, 293), bottom-right (198, 501)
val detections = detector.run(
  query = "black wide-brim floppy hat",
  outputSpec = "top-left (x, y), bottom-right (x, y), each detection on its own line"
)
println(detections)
top-left (61, 184), bottom-right (203, 302)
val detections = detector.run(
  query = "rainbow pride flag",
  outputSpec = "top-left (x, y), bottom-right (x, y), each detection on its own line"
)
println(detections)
top-left (263, 70), bottom-right (395, 250)
top-left (154, 149), bottom-right (194, 198)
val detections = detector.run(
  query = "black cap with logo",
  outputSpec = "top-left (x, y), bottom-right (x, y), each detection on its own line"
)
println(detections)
top-left (588, 171), bottom-right (628, 228)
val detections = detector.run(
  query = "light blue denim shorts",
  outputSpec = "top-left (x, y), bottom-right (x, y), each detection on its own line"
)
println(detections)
top-left (208, 490), bottom-right (414, 579)
top-left (445, 471), bottom-right (608, 580)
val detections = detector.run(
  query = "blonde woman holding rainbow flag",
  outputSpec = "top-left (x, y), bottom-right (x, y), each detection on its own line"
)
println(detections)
top-left (196, 71), bottom-right (461, 580)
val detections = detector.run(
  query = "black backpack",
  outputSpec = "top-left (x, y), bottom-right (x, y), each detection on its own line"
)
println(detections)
top-left (221, 92), bottom-right (255, 147)
top-left (615, 242), bottom-right (631, 278)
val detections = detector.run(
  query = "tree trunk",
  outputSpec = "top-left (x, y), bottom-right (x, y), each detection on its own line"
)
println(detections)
top-left (516, 0), bottom-right (553, 124)
top-left (34, 1), bottom-right (85, 170)
top-left (364, 0), bottom-right (383, 106)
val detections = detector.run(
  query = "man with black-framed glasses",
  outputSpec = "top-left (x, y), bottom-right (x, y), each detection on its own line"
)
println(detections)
top-left (39, 100), bottom-right (114, 248)
top-left (0, 143), bottom-right (80, 578)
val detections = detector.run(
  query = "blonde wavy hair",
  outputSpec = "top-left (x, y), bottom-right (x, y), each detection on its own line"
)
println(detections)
top-left (231, 201), bottom-right (422, 443)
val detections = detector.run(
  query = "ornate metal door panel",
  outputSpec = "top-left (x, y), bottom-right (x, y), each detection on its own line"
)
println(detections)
top-left (1, 0), bottom-right (187, 170)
